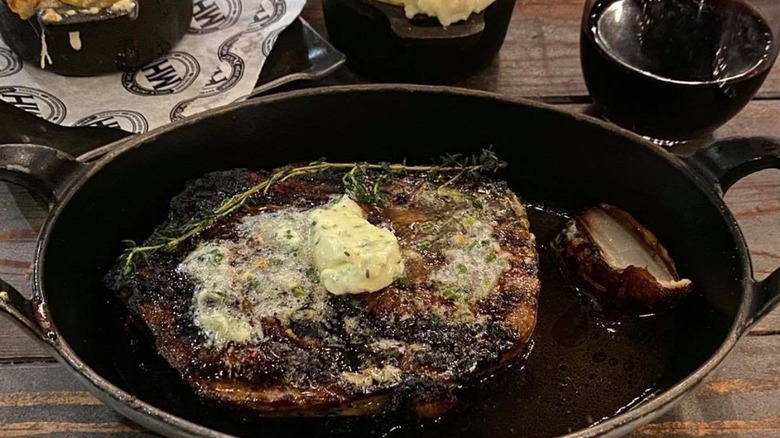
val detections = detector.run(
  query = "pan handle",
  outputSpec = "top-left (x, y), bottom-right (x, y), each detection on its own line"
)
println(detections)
top-left (686, 136), bottom-right (780, 327)
top-left (687, 136), bottom-right (780, 193)
top-left (0, 101), bottom-right (132, 159)
top-left (0, 104), bottom-right (128, 351)
top-left (0, 144), bottom-right (89, 206)
top-left (0, 279), bottom-right (54, 347)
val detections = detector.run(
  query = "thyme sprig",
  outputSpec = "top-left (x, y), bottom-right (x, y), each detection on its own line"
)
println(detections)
top-left (119, 149), bottom-right (505, 276)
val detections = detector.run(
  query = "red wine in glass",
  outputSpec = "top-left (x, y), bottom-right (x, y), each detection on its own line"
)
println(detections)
top-left (581, 0), bottom-right (778, 143)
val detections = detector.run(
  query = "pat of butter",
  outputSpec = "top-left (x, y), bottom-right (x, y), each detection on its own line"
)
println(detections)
top-left (310, 196), bottom-right (404, 295)
top-left (194, 287), bottom-right (253, 344)
top-left (196, 306), bottom-right (254, 344)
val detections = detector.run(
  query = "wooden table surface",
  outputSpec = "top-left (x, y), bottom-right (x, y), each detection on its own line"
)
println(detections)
top-left (1, 0), bottom-right (779, 436)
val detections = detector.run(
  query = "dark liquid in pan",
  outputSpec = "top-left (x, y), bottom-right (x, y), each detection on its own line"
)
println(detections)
top-left (108, 203), bottom-right (730, 437)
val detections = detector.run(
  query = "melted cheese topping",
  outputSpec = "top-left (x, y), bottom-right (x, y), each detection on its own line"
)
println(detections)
top-left (10, 0), bottom-right (131, 19)
top-left (68, 31), bottom-right (82, 51)
top-left (39, 31), bottom-right (52, 69)
top-left (310, 196), bottom-right (404, 295)
top-left (60, 0), bottom-right (119, 6)
top-left (109, 0), bottom-right (134, 13)
top-left (379, 0), bottom-right (496, 27)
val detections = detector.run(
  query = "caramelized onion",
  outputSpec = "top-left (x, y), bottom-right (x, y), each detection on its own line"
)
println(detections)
top-left (557, 204), bottom-right (692, 311)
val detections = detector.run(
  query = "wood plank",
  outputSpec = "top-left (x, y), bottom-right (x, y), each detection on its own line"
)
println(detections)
top-left (301, 0), bottom-right (780, 98)
top-left (634, 417), bottom-right (780, 437)
top-left (0, 423), bottom-right (142, 437)
top-left (0, 392), bottom-right (102, 408)
top-left (0, 363), bottom-right (143, 436)
top-left (630, 335), bottom-right (780, 437)
top-left (0, 182), bottom-right (49, 361)
top-left (0, 334), bottom-right (777, 436)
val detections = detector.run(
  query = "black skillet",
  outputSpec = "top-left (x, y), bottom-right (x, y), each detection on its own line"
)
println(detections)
top-left (0, 85), bottom-right (778, 437)
top-left (0, 0), bottom-right (192, 76)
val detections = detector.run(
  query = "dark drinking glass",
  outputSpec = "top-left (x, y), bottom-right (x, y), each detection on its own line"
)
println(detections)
top-left (581, 0), bottom-right (780, 144)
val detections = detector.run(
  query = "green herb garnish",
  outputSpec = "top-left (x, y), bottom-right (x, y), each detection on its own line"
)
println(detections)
top-left (247, 278), bottom-right (261, 291)
top-left (418, 223), bottom-right (434, 234)
top-left (119, 149), bottom-right (505, 276)
top-left (199, 248), bottom-right (223, 265)
top-left (305, 266), bottom-right (319, 282)
top-left (442, 286), bottom-right (464, 301)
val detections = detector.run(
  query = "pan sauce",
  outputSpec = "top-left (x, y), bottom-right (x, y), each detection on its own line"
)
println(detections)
top-left (107, 202), bottom-right (730, 437)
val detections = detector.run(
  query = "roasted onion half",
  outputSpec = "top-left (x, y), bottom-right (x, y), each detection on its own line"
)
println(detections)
top-left (556, 204), bottom-right (692, 311)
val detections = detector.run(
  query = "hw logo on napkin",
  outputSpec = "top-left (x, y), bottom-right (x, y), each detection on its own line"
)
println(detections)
top-left (0, 86), bottom-right (66, 123)
top-left (75, 110), bottom-right (149, 134)
top-left (123, 52), bottom-right (200, 96)
top-left (201, 33), bottom-right (245, 97)
top-left (248, 0), bottom-right (287, 31)
top-left (0, 48), bottom-right (22, 78)
top-left (189, 0), bottom-right (243, 34)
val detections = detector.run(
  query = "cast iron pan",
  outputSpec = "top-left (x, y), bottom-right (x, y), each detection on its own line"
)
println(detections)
top-left (0, 85), bottom-right (778, 438)
top-left (321, 0), bottom-right (516, 83)
top-left (0, 0), bottom-right (192, 75)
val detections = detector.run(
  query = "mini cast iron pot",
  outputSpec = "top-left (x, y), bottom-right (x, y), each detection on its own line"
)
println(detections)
top-left (0, 85), bottom-right (778, 437)
top-left (322, 0), bottom-right (515, 83)
top-left (0, 0), bottom-right (192, 75)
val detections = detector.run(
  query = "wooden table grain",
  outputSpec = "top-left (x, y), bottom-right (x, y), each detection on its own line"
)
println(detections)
top-left (0, 0), bottom-right (778, 436)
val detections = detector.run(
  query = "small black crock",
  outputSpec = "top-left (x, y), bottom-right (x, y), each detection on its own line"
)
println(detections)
top-left (322, 0), bottom-right (515, 83)
top-left (0, 0), bottom-right (192, 76)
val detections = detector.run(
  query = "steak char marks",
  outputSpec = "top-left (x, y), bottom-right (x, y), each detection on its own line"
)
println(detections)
top-left (108, 167), bottom-right (540, 417)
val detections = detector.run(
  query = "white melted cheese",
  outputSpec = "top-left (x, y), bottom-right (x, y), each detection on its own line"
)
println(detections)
top-left (40, 31), bottom-right (52, 69)
top-left (41, 8), bottom-right (63, 22)
top-left (68, 31), bottom-right (82, 51)
top-left (309, 196), bottom-right (404, 295)
top-left (109, 0), bottom-right (135, 13)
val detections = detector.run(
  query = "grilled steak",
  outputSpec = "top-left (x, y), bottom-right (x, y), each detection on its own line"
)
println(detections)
top-left (107, 167), bottom-right (540, 416)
